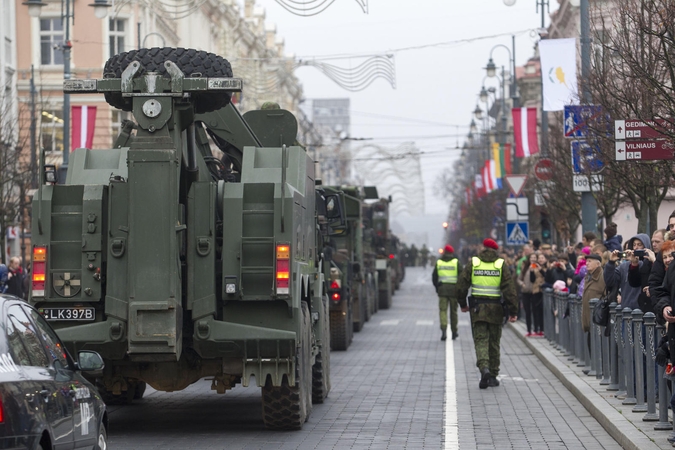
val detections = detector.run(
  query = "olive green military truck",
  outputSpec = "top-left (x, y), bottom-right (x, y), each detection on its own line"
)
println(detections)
top-left (29, 48), bottom-right (341, 430)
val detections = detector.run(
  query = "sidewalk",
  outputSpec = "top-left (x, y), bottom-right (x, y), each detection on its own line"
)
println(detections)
top-left (509, 320), bottom-right (670, 450)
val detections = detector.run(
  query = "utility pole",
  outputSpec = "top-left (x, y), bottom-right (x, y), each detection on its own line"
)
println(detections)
top-left (538, 0), bottom-right (549, 157)
top-left (579, 0), bottom-right (598, 234)
top-left (30, 65), bottom-right (37, 189)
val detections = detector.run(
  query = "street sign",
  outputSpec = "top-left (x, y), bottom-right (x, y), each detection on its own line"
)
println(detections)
top-left (572, 174), bottom-right (603, 192)
top-left (571, 141), bottom-right (604, 174)
top-left (564, 105), bottom-right (605, 138)
top-left (615, 140), bottom-right (675, 161)
top-left (615, 119), bottom-right (674, 140)
top-left (506, 197), bottom-right (528, 222)
top-left (506, 222), bottom-right (529, 246)
top-left (533, 158), bottom-right (554, 181)
top-left (504, 175), bottom-right (527, 197)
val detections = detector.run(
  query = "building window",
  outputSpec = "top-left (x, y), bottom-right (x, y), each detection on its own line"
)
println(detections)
top-left (41, 110), bottom-right (63, 154)
top-left (40, 18), bottom-right (64, 66)
top-left (109, 19), bottom-right (126, 57)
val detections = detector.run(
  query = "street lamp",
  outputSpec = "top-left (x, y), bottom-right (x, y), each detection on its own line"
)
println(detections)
top-left (469, 119), bottom-right (477, 134)
top-left (479, 86), bottom-right (489, 104)
top-left (473, 105), bottom-right (483, 120)
top-left (22, 0), bottom-right (111, 181)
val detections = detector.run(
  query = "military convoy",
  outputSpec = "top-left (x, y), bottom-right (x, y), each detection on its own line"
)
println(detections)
top-left (28, 47), bottom-right (405, 429)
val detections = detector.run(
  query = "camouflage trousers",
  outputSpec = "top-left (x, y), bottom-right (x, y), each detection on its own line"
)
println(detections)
top-left (438, 295), bottom-right (458, 333)
top-left (472, 321), bottom-right (502, 377)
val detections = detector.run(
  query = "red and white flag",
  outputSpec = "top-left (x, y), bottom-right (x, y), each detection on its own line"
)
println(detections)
top-left (512, 107), bottom-right (539, 158)
top-left (482, 161), bottom-right (493, 194)
top-left (71, 105), bottom-right (97, 151)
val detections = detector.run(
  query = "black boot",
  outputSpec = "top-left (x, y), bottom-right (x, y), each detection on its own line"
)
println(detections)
top-left (452, 331), bottom-right (458, 340)
top-left (441, 329), bottom-right (447, 341)
top-left (479, 368), bottom-right (490, 389)
top-left (487, 376), bottom-right (500, 387)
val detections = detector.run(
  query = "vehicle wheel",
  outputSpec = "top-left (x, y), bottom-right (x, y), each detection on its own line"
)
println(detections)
top-left (353, 285), bottom-right (365, 332)
top-left (261, 302), bottom-right (312, 430)
top-left (312, 295), bottom-right (331, 403)
top-left (378, 287), bottom-right (392, 309)
top-left (133, 381), bottom-right (147, 400)
top-left (330, 309), bottom-right (350, 351)
top-left (103, 47), bottom-right (233, 114)
top-left (94, 423), bottom-right (107, 450)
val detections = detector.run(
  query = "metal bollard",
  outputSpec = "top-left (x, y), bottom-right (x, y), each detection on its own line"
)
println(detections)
top-left (559, 292), bottom-right (568, 353)
top-left (578, 296), bottom-right (589, 370)
top-left (642, 312), bottom-right (658, 421)
top-left (564, 293), bottom-right (573, 358)
top-left (607, 302), bottom-right (619, 390)
top-left (543, 289), bottom-right (550, 342)
top-left (616, 305), bottom-right (626, 395)
top-left (569, 294), bottom-right (578, 362)
top-left (654, 324), bottom-right (672, 430)
top-left (595, 310), bottom-right (604, 380)
top-left (588, 298), bottom-right (599, 376)
top-left (632, 309), bottom-right (646, 413)
top-left (547, 289), bottom-right (556, 344)
top-left (622, 307), bottom-right (637, 405)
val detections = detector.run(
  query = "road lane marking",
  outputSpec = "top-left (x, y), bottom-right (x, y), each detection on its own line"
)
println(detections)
top-left (416, 320), bottom-right (434, 326)
top-left (444, 329), bottom-right (459, 449)
top-left (380, 320), bottom-right (400, 326)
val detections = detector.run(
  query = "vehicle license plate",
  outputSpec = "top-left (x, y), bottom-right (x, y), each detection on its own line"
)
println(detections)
top-left (40, 307), bottom-right (95, 321)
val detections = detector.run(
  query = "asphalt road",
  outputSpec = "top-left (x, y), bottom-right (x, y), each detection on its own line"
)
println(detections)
top-left (106, 267), bottom-right (618, 450)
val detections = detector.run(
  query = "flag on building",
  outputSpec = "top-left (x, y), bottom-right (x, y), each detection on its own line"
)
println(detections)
top-left (71, 105), bottom-right (97, 151)
top-left (539, 38), bottom-right (579, 111)
top-left (504, 143), bottom-right (512, 175)
top-left (512, 107), bottom-right (540, 158)
top-left (483, 161), bottom-right (493, 194)
top-left (492, 143), bottom-right (506, 188)
top-left (475, 174), bottom-right (484, 198)
top-left (489, 159), bottom-right (499, 190)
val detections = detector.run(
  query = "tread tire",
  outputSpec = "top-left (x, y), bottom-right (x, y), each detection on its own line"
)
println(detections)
top-left (330, 309), bottom-right (350, 351)
top-left (261, 303), bottom-right (312, 430)
top-left (312, 294), bottom-right (331, 403)
top-left (103, 47), bottom-right (233, 113)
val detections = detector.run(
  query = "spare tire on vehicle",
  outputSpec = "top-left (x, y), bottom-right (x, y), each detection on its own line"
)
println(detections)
top-left (103, 47), bottom-right (233, 114)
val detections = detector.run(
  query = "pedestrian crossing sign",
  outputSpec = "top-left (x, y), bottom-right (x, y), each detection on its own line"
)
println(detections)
top-left (506, 222), bottom-right (529, 246)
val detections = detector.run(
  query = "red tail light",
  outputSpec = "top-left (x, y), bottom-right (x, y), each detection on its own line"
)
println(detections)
top-left (331, 292), bottom-right (341, 302)
top-left (330, 281), bottom-right (340, 290)
top-left (276, 244), bottom-right (290, 295)
top-left (32, 246), bottom-right (47, 297)
top-left (389, 254), bottom-right (395, 259)
top-left (0, 395), bottom-right (3, 423)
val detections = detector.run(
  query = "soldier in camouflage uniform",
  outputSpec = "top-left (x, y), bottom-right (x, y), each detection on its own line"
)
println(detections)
top-left (457, 238), bottom-right (518, 389)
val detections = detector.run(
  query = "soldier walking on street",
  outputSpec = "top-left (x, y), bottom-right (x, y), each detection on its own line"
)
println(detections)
top-left (433, 245), bottom-right (462, 341)
top-left (457, 238), bottom-right (518, 389)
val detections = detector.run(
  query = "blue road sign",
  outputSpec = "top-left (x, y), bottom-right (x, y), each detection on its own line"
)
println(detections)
top-left (571, 140), bottom-right (605, 174)
top-left (506, 222), bottom-right (529, 246)
top-left (564, 105), bottom-right (607, 138)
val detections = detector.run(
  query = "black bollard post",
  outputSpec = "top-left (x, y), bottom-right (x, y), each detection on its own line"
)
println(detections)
top-left (616, 305), bottom-right (626, 396)
top-left (607, 302), bottom-right (619, 390)
top-left (622, 307), bottom-right (637, 405)
top-left (588, 299), bottom-right (599, 376)
top-left (632, 309), bottom-right (646, 413)
top-left (642, 312), bottom-right (658, 421)
top-left (654, 324), bottom-right (672, 430)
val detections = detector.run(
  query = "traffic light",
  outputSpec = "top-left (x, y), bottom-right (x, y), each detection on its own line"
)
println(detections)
top-left (541, 217), bottom-right (551, 243)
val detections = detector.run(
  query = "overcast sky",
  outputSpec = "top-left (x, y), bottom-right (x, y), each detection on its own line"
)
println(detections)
top-left (245, 0), bottom-right (557, 247)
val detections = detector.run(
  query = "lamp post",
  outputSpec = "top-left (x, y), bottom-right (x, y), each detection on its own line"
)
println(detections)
top-left (22, 0), bottom-right (111, 182)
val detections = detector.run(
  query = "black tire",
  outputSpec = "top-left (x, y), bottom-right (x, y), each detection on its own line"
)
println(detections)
top-left (312, 295), bottom-right (331, 403)
top-left (378, 287), bottom-right (392, 310)
top-left (261, 303), bottom-right (312, 430)
top-left (94, 424), bottom-right (107, 450)
top-left (103, 47), bottom-right (233, 114)
top-left (330, 309), bottom-right (350, 351)
top-left (353, 284), bottom-right (365, 332)
top-left (133, 381), bottom-right (146, 400)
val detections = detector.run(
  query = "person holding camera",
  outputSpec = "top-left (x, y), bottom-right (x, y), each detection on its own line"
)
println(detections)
top-left (605, 234), bottom-right (651, 311)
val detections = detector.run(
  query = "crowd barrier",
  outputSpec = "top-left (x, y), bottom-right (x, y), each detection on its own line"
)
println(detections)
top-left (541, 289), bottom-right (673, 432)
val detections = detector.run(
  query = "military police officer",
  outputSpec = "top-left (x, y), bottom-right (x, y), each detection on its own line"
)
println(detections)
top-left (433, 244), bottom-right (462, 341)
top-left (457, 238), bottom-right (518, 389)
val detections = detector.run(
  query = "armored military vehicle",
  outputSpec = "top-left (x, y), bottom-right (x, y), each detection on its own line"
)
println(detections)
top-left (365, 198), bottom-right (395, 309)
top-left (29, 48), bottom-right (341, 430)
top-left (321, 185), bottom-right (379, 350)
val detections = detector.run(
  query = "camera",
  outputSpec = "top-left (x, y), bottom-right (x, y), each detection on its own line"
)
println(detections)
top-left (668, 309), bottom-right (675, 317)
top-left (634, 249), bottom-right (645, 259)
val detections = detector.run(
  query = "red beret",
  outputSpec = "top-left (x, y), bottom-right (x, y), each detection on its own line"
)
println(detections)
top-left (483, 238), bottom-right (499, 250)
top-left (444, 245), bottom-right (454, 253)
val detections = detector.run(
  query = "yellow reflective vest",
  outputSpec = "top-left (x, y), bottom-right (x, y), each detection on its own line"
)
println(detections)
top-left (470, 257), bottom-right (504, 297)
top-left (436, 258), bottom-right (458, 284)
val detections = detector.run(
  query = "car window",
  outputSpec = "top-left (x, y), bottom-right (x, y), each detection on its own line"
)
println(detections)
top-left (26, 308), bottom-right (69, 368)
top-left (6, 305), bottom-right (50, 367)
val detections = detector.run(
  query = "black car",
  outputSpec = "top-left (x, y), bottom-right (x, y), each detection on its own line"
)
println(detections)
top-left (0, 295), bottom-right (107, 449)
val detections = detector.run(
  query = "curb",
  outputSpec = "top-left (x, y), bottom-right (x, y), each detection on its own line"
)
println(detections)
top-left (508, 321), bottom-right (662, 450)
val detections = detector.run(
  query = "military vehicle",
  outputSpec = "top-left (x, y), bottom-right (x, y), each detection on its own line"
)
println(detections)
top-left (321, 185), bottom-right (379, 350)
top-left (29, 47), bottom-right (342, 430)
top-left (365, 198), bottom-right (396, 309)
